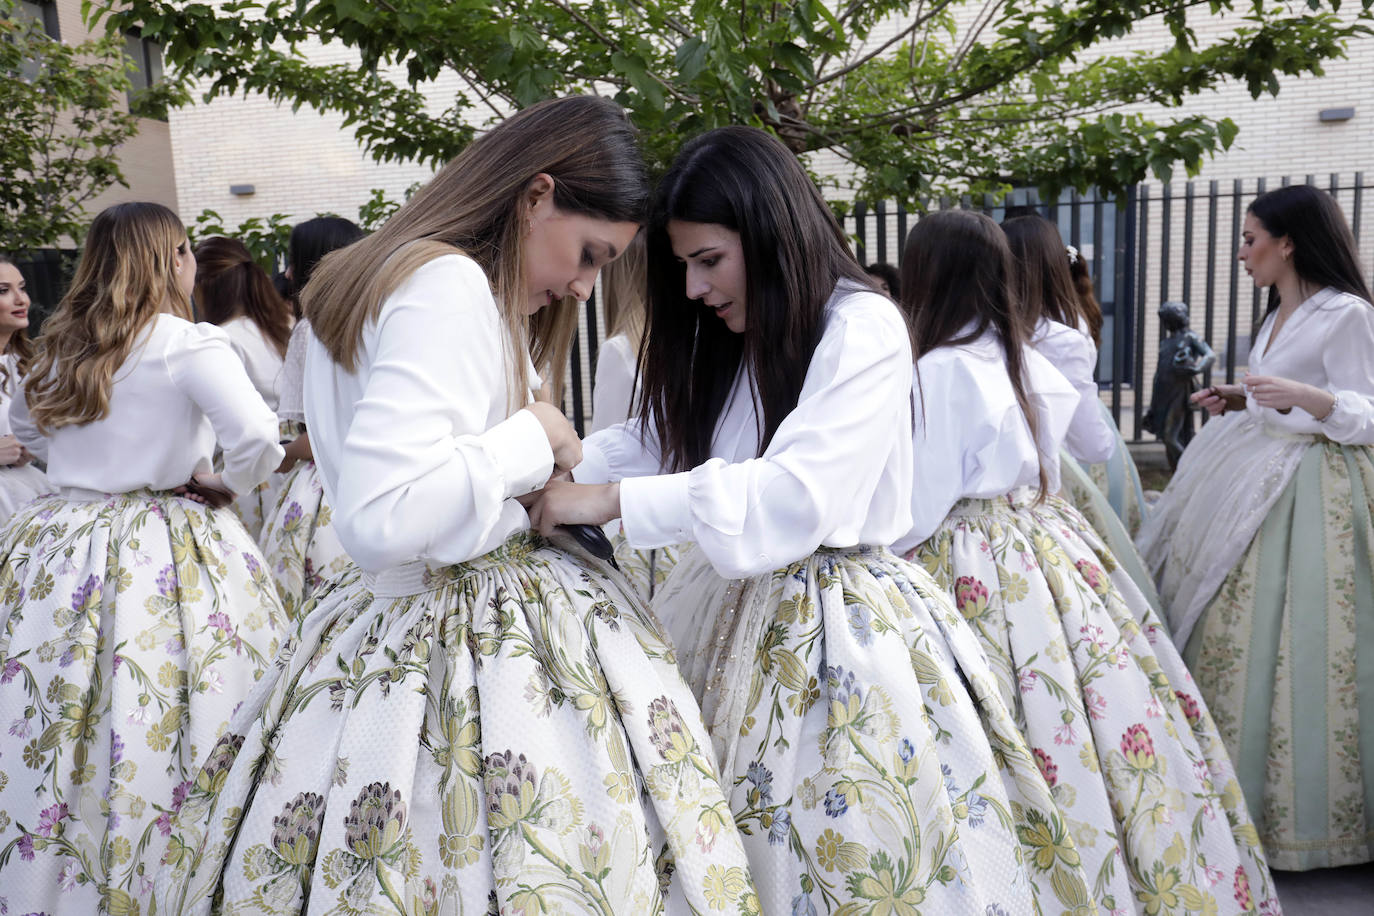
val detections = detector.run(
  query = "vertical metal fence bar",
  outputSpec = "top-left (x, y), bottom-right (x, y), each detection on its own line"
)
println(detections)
top-left (1047, 189), bottom-right (1059, 225)
top-left (569, 332), bottom-right (586, 437)
top-left (875, 200), bottom-right (888, 265)
top-left (1354, 172), bottom-right (1364, 243)
top-left (1226, 179), bottom-right (1242, 383)
top-left (584, 290), bottom-right (600, 386)
top-left (1182, 182), bottom-right (1195, 306)
top-left (1133, 185), bottom-right (1149, 439)
top-left (896, 201), bottom-right (908, 264)
top-left (1305, 173), bottom-right (1315, 187)
top-left (1093, 189), bottom-right (1107, 393)
top-left (1203, 180), bottom-right (1218, 398)
top-left (1330, 173), bottom-right (1340, 196)
top-left (1070, 189), bottom-right (1082, 254)
top-left (1160, 183), bottom-right (1172, 303)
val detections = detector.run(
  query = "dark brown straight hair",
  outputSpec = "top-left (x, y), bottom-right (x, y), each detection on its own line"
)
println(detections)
top-left (900, 209), bottom-right (1048, 499)
top-left (1002, 215), bottom-right (1085, 338)
top-left (638, 126), bottom-right (882, 472)
top-left (194, 236), bottom-right (293, 357)
top-left (1068, 254), bottom-right (1104, 347)
top-left (1248, 185), bottom-right (1373, 331)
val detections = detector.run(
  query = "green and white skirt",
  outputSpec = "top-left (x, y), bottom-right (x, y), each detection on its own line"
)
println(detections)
top-left (1184, 440), bottom-right (1374, 870)
top-left (1084, 399), bottom-right (1149, 537)
top-left (908, 489), bottom-right (1278, 914)
top-left (653, 544), bottom-right (1098, 915)
top-left (1059, 449), bottom-right (1164, 620)
top-left (0, 490), bottom-right (287, 916)
top-left (150, 532), bottom-right (760, 915)
top-left (260, 459), bottom-right (350, 621)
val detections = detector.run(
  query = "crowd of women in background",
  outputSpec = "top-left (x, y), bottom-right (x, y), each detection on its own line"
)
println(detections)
top-left (0, 93), bottom-right (1369, 916)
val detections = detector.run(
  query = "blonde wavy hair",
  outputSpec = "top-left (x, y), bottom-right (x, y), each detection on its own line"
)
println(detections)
top-left (0, 256), bottom-right (34, 397)
top-left (26, 202), bottom-right (192, 431)
top-left (304, 95), bottom-right (648, 412)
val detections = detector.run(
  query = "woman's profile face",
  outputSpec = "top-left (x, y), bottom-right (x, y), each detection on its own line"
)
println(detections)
top-left (1238, 213), bottom-right (1294, 290)
top-left (0, 263), bottom-right (31, 336)
top-left (523, 176), bottom-right (639, 316)
top-left (174, 237), bottom-right (197, 303)
top-left (667, 220), bottom-right (747, 334)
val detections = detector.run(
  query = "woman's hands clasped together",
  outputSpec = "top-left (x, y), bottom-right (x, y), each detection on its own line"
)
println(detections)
top-left (518, 402), bottom-right (623, 536)
top-left (0, 434), bottom-right (34, 468)
top-left (1191, 375), bottom-right (1336, 420)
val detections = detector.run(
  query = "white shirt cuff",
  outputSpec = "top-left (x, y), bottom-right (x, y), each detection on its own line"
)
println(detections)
top-left (480, 409), bottom-right (554, 500)
top-left (572, 441), bottom-right (612, 484)
top-left (620, 472), bottom-right (693, 548)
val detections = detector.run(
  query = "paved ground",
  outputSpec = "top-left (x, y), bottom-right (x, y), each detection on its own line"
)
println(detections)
top-left (1273, 863), bottom-right (1374, 914)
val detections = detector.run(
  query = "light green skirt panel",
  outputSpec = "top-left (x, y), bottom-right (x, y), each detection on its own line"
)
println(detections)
top-left (1184, 441), bottom-right (1374, 870)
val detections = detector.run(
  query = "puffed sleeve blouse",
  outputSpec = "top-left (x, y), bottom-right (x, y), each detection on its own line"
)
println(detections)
top-left (8, 314), bottom-right (282, 495)
top-left (1245, 287), bottom-right (1374, 443)
top-left (575, 283), bottom-right (915, 579)
top-left (303, 254), bottom-right (555, 574)
top-left (1031, 317), bottom-right (1116, 463)
top-left (892, 328), bottom-right (1080, 555)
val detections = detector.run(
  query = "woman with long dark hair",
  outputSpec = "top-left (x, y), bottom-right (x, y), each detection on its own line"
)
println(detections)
top-left (1139, 184), bottom-right (1374, 870)
top-left (194, 236), bottom-right (296, 539)
top-left (258, 216), bottom-right (364, 618)
top-left (149, 97), bottom-right (756, 915)
top-left (1002, 215), bottom-right (1159, 611)
top-left (0, 203), bottom-right (286, 914)
top-left (0, 257), bottom-right (51, 524)
top-left (896, 210), bottom-right (1277, 915)
top-left (534, 127), bottom-right (1095, 915)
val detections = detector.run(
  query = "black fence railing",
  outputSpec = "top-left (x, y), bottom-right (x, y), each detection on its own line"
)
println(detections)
top-left (837, 173), bottom-right (1373, 443)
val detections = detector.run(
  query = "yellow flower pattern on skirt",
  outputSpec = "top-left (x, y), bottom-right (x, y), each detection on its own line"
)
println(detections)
top-left (910, 491), bottom-right (1279, 915)
top-left (0, 492), bottom-right (286, 915)
top-left (150, 534), bottom-right (759, 915)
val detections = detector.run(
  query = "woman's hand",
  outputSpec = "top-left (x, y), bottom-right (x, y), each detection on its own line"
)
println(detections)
top-left (523, 402), bottom-right (583, 472)
top-left (275, 432), bottom-right (314, 473)
top-left (0, 435), bottom-right (26, 467)
top-left (1191, 383), bottom-right (1244, 416)
top-left (174, 472), bottom-right (236, 508)
top-left (525, 479), bottom-right (620, 537)
top-left (1244, 375), bottom-right (1336, 419)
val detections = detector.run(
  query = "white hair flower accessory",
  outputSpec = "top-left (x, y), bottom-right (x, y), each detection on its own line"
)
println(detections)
top-left (1065, 244), bottom-right (1080, 265)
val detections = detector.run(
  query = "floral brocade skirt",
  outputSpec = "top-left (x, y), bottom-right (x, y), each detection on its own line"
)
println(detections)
top-left (150, 532), bottom-right (759, 916)
top-left (0, 490), bottom-right (287, 916)
top-left (1059, 449), bottom-right (1164, 620)
top-left (1184, 440), bottom-right (1374, 870)
top-left (260, 459), bottom-right (350, 621)
top-left (653, 543), bottom-right (1098, 915)
top-left (610, 527), bottom-right (684, 603)
top-left (908, 490), bottom-right (1278, 915)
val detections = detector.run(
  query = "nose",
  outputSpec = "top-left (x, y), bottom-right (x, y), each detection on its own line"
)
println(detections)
top-left (16, 287), bottom-right (29, 308)
top-left (684, 266), bottom-right (709, 301)
top-left (568, 274), bottom-right (593, 302)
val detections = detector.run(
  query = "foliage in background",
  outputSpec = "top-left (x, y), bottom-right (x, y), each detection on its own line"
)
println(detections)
top-left (89, 0), bottom-right (1371, 207)
top-left (1, 0), bottom-right (185, 254)
top-left (187, 209), bottom-right (294, 273)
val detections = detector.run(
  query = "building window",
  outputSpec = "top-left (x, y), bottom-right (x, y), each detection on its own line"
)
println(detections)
top-left (123, 29), bottom-right (166, 119)
top-left (16, 0), bottom-right (60, 39)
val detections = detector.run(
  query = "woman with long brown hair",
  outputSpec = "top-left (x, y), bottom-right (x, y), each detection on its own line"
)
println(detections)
top-left (193, 236), bottom-right (295, 539)
top-left (1140, 184), bottom-right (1374, 869)
top-left (533, 126), bottom-right (1098, 915)
top-left (0, 257), bottom-right (51, 524)
top-left (149, 97), bottom-right (757, 915)
top-left (0, 203), bottom-right (286, 914)
top-left (1002, 214), bottom-right (1160, 610)
top-left (896, 210), bottom-right (1278, 916)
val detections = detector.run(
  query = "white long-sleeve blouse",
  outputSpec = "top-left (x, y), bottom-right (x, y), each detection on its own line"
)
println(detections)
top-left (589, 333), bottom-right (638, 434)
top-left (220, 315), bottom-right (286, 414)
top-left (1031, 317), bottom-right (1116, 463)
top-left (575, 283), bottom-right (914, 579)
top-left (892, 329), bottom-right (1080, 554)
top-left (8, 314), bottom-right (282, 496)
top-left (303, 254), bottom-right (554, 575)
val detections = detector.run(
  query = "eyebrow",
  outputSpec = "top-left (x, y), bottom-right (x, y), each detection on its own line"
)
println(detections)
top-left (685, 246), bottom-right (719, 258)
